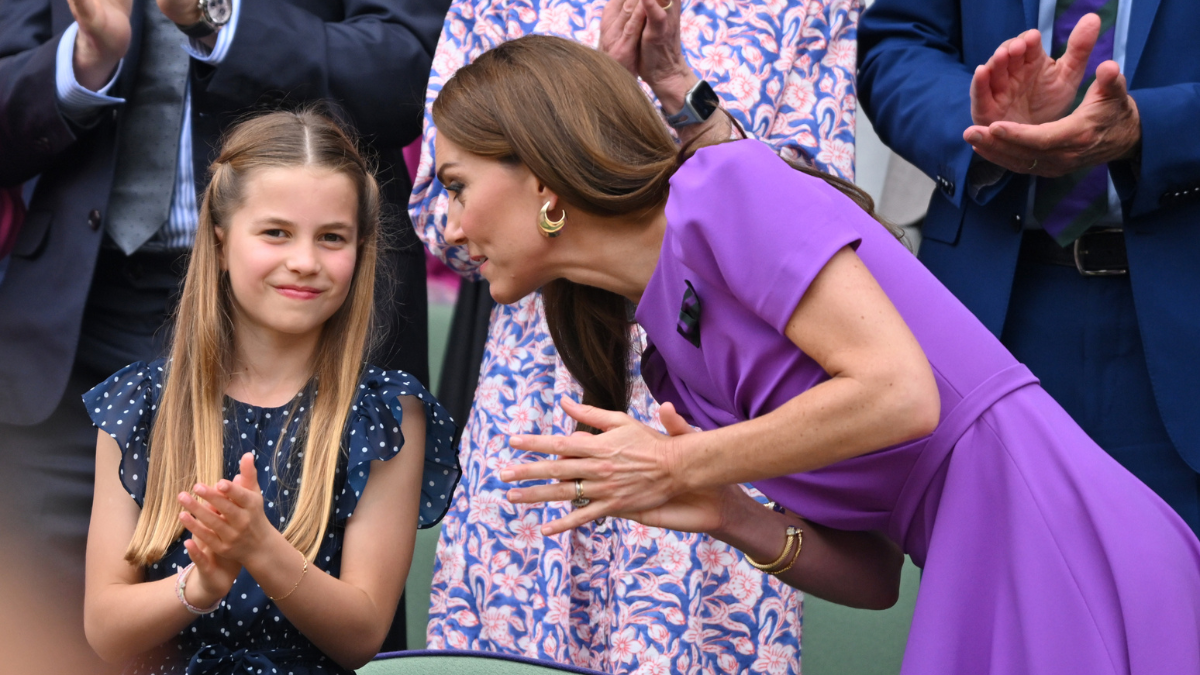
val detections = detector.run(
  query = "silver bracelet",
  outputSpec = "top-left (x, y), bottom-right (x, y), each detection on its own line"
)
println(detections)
top-left (175, 563), bottom-right (222, 615)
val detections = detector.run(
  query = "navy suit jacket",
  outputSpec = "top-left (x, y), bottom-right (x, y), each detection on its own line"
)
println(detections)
top-left (0, 0), bottom-right (448, 425)
top-left (859, 0), bottom-right (1200, 472)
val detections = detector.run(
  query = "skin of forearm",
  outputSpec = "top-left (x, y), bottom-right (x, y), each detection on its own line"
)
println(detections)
top-left (670, 370), bottom-right (938, 494)
top-left (711, 491), bottom-right (903, 610)
top-left (242, 531), bottom-right (397, 670)
top-left (85, 574), bottom-right (205, 663)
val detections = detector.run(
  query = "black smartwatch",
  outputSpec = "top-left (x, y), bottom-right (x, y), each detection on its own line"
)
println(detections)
top-left (665, 79), bottom-right (721, 130)
top-left (176, 0), bottom-right (233, 38)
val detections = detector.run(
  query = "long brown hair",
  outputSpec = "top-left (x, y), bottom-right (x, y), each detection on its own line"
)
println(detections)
top-left (127, 109), bottom-right (381, 565)
top-left (433, 35), bottom-right (889, 427)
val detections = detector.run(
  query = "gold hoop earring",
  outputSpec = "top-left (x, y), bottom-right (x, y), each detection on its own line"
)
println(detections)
top-left (538, 201), bottom-right (566, 238)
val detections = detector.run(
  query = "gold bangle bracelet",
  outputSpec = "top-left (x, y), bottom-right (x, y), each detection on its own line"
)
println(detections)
top-left (745, 525), bottom-right (801, 572)
top-left (266, 550), bottom-right (308, 602)
top-left (767, 527), bottom-right (803, 576)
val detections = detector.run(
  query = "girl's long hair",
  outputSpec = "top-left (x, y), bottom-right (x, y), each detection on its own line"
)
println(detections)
top-left (126, 109), bottom-right (382, 566)
top-left (432, 35), bottom-right (892, 427)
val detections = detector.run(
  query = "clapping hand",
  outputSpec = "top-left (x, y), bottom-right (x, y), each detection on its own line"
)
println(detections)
top-left (155, 0), bottom-right (206, 33)
top-left (969, 17), bottom-right (1100, 128)
top-left (963, 13), bottom-right (1141, 177)
top-left (601, 0), bottom-right (696, 110)
top-left (600, 0), bottom-right (647, 76)
top-left (68, 0), bottom-right (134, 91)
top-left (600, 0), bottom-right (730, 145)
top-left (178, 453), bottom-right (273, 602)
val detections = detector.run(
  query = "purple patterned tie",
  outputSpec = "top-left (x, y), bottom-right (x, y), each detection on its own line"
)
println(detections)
top-left (1032, 0), bottom-right (1119, 246)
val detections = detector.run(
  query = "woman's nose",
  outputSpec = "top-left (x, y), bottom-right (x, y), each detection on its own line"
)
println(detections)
top-left (445, 216), bottom-right (467, 246)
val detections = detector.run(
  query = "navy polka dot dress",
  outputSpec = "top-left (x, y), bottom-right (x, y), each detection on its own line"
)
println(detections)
top-left (83, 360), bottom-right (460, 675)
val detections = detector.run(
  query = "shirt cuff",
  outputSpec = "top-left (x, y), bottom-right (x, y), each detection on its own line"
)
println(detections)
top-left (967, 155), bottom-right (1009, 201)
top-left (55, 23), bottom-right (125, 126)
top-left (183, 0), bottom-right (242, 65)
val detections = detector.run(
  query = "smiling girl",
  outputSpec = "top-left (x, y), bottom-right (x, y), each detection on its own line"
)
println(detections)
top-left (80, 110), bottom-right (459, 675)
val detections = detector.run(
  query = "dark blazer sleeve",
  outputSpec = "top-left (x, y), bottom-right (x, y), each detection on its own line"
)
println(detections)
top-left (857, 0), bottom-right (978, 211)
top-left (194, 0), bottom-right (449, 148)
top-left (1117, 84), bottom-right (1200, 217)
top-left (0, 0), bottom-right (79, 186)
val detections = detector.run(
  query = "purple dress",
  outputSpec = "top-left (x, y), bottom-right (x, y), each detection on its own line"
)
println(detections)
top-left (636, 140), bottom-right (1200, 674)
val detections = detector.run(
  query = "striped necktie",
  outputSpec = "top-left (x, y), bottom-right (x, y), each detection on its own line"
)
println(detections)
top-left (1032, 0), bottom-right (1119, 246)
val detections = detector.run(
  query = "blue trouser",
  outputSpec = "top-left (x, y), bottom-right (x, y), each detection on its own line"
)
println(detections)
top-left (1001, 258), bottom-right (1200, 538)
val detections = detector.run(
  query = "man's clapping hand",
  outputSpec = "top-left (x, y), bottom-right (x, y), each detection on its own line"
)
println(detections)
top-left (963, 13), bottom-right (1141, 178)
top-left (69, 0), bottom-right (133, 91)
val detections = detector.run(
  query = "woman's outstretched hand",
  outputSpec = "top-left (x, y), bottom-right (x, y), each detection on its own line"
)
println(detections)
top-left (503, 399), bottom-right (695, 535)
top-left (179, 452), bottom-right (276, 570)
top-left (613, 402), bottom-right (740, 534)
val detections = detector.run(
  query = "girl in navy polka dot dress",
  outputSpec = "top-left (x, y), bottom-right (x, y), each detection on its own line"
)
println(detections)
top-left (81, 110), bottom-right (459, 675)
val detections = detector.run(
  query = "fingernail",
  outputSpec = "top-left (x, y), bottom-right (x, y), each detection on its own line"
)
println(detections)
top-left (968, 133), bottom-right (982, 144)
top-left (500, 469), bottom-right (514, 481)
top-left (993, 126), bottom-right (1007, 138)
top-left (506, 489), bottom-right (519, 500)
top-left (542, 525), bottom-right (554, 535)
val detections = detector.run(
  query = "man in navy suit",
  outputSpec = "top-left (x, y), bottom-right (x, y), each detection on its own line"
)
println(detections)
top-left (0, 0), bottom-right (446, 663)
top-left (859, 0), bottom-right (1200, 537)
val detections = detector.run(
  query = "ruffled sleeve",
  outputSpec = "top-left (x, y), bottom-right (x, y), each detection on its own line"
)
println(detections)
top-left (82, 360), bottom-right (164, 507)
top-left (337, 365), bottom-right (460, 528)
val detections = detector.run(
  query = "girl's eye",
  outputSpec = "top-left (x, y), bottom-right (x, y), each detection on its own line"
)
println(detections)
top-left (263, 229), bottom-right (287, 238)
top-left (319, 233), bottom-right (346, 243)
top-left (446, 181), bottom-right (465, 200)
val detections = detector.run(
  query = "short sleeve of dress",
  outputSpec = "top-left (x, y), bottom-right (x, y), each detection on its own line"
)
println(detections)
top-left (82, 360), bottom-right (164, 507)
top-left (666, 140), bottom-right (868, 335)
top-left (338, 366), bottom-right (461, 528)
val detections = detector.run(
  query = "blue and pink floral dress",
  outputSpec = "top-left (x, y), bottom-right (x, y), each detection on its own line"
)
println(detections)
top-left (409, 1), bottom-right (860, 672)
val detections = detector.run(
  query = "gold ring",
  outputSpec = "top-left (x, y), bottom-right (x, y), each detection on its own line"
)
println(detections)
top-left (571, 479), bottom-right (590, 508)
top-left (1028, 158), bottom-right (1038, 172)
top-left (659, 0), bottom-right (672, 8)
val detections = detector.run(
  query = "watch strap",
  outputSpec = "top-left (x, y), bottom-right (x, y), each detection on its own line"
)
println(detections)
top-left (175, 19), bottom-right (216, 38)
top-left (666, 105), bottom-right (702, 129)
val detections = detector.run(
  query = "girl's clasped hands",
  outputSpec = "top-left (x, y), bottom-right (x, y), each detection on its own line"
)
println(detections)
top-left (176, 452), bottom-right (270, 608)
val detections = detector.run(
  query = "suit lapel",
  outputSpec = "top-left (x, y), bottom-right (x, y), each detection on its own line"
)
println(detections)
top-left (1124, 0), bottom-right (1163, 81)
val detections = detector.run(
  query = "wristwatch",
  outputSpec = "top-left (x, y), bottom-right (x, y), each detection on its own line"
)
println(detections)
top-left (175, 0), bottom-right (233, 38)
top-left (665, 79), bottom-right (721, 130)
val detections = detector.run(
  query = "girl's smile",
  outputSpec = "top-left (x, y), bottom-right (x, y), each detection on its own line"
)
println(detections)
top-left (274, 284), bottom-right (326, 300)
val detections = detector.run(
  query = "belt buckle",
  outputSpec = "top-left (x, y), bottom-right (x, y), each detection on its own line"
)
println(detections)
top-left (1072, 227), bottom-right (1127, 277)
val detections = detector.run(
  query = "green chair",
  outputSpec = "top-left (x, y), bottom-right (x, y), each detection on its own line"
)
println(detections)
top-left (359, 650), bottom-right (609, 675)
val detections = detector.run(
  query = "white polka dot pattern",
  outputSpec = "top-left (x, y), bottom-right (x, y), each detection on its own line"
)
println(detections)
top-left (82, 360), bottom-right (461, 673)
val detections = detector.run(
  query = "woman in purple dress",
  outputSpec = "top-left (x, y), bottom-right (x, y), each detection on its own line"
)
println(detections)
top-left (432, 34), bottom-right (1200, 674)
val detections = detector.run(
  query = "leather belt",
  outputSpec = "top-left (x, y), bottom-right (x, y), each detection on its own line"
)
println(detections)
top-left (1019, 228), bottom-right (1128, 276)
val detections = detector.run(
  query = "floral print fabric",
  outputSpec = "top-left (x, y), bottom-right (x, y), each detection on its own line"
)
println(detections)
top-left (409, 1), bottom-right (860, 672)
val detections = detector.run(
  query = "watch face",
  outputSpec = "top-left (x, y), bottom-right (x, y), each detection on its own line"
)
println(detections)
top-left (203, 0), bottom-right (232, 25)
top-left (691, 80), bottom-right (721, 121)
